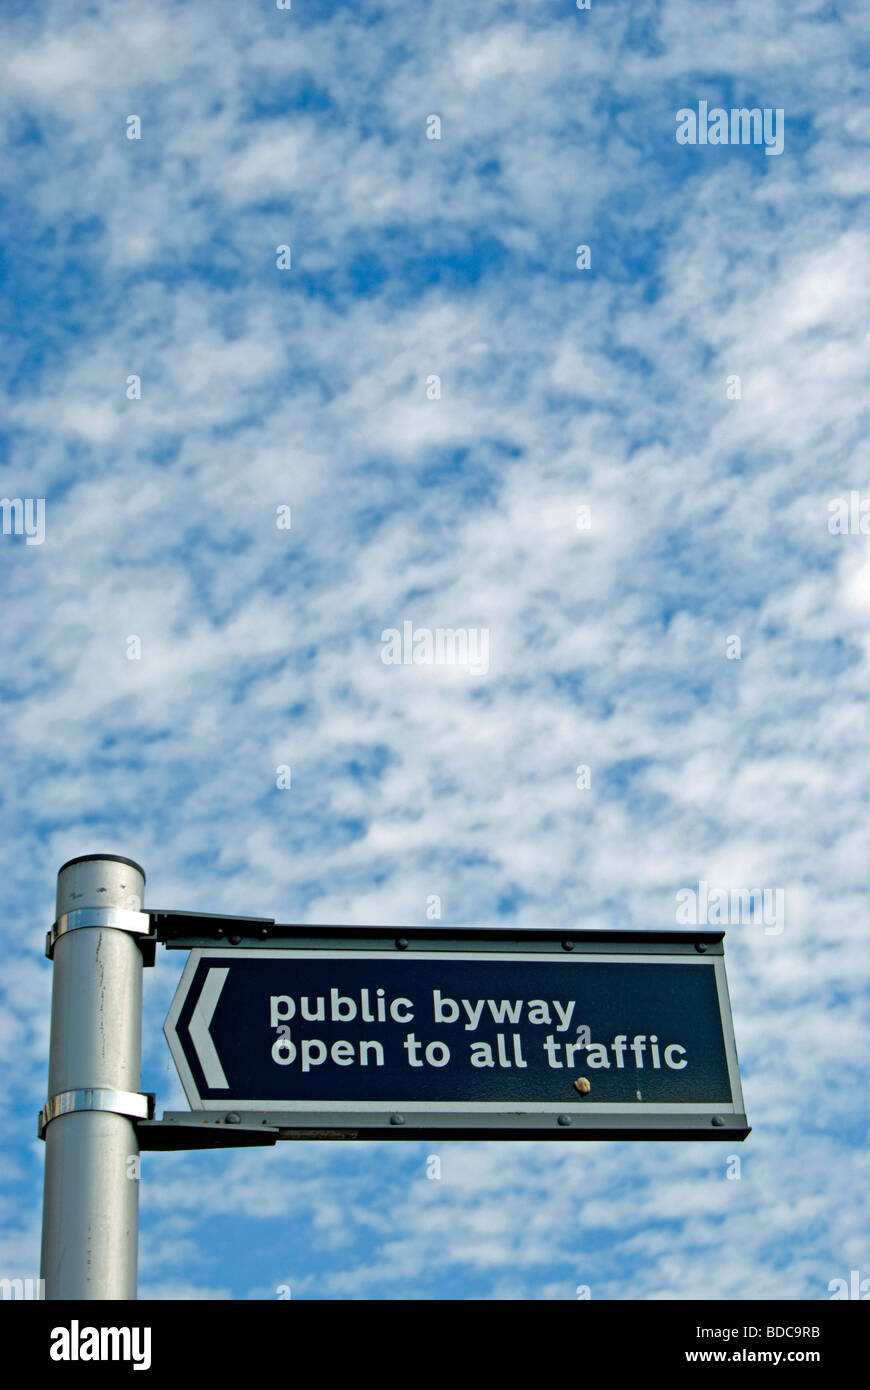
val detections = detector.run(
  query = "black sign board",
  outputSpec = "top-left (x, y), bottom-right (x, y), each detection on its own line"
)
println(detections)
top-left (164, 932), bottom-right (749, 1140)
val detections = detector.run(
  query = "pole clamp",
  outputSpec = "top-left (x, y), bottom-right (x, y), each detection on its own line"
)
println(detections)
top-left (45, 907), bottom-right (152, 960)
top-left (39, 1087), bottom-right (156, 1139)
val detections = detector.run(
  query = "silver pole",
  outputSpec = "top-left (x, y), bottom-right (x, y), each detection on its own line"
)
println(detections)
top-left (40, 854), bottom-right (147, 1300)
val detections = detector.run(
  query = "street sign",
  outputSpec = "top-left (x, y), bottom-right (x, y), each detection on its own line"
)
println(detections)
top-left (163, 932), bottom-right (749, 1139)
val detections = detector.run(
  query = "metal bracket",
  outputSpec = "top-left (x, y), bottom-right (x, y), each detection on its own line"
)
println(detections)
top-left (39, 1087), bottom-right (156, 1140)
top-left (136, 1110), bottom-right (279, 1151)
top-left (46, 907), bottom-right (156, 966)
top-left (149, 908), bottom-right (276, 950)
top-left (135, 1108), bottom-right (749, 1145)
top-left (152, 913), bottom-right (726, 954)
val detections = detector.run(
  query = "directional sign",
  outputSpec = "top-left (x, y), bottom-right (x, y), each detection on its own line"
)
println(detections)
top-left (163, 933), bottom-right (749, 1140)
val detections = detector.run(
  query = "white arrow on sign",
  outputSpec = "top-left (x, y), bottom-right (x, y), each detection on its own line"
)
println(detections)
top-left (164, 963), bottom-right (230, 1103)
top-left (189, 967), bottom-right (230, 1089)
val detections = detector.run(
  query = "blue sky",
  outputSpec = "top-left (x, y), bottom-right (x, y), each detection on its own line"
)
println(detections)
top-left (1, 0), bottom-right (869, 1299)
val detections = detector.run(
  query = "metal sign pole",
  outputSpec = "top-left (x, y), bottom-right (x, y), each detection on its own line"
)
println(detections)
top-left (40, 855), bottom-right (150, 1300)
top-left (37, 857), bottom-right (750, 1294)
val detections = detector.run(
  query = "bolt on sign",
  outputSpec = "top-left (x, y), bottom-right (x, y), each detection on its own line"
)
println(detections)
top-left (163, 929), bottom-right (749, 1140)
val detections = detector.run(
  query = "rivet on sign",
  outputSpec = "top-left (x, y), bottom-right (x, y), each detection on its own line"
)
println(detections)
top-left (557, 1114), bottom-right (572, 1126)
top-left (229, 934), bottom-right (241, 945)
top-left (396, 938), bottom-right (409, 950)
top-left (573, 1077), bottom-right (591, 1096)
top-left (390, 1113), bottom-right (405, 1125)
top-left (225, 1113), bottom-right (241, 1124)
top-left (712, 1116), bottom-right (725, 1127)
top-left (562, 941), bottom-right (575, 952)
top-left (695, 942), bottom-right (707, 953)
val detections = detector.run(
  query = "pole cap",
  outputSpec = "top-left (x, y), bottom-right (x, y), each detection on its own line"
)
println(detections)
top-left (58, 853), bottom-right (146, 880)
top-left (56, 855), bottom-right (146, 918)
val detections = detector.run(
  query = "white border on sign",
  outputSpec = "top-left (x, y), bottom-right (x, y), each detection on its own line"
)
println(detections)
top-left (163, 948), bottom-right (744, 1116)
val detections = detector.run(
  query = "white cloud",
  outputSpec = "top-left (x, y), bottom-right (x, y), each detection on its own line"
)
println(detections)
top-left (1, 0), bottom-right (868, 1302)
